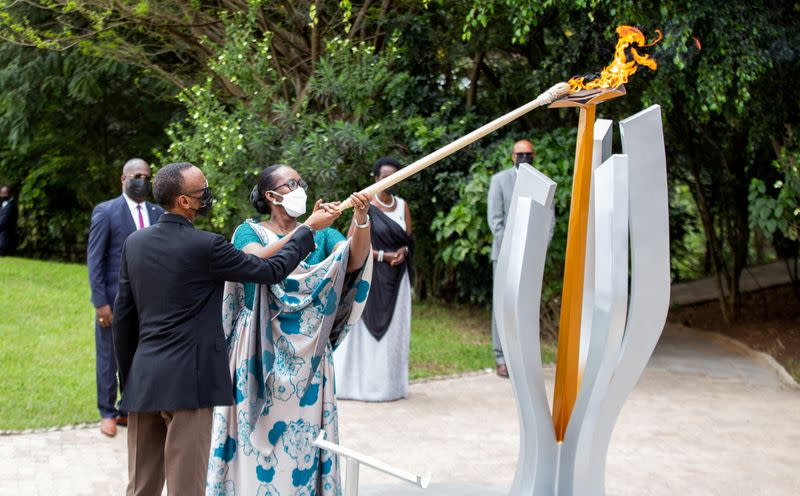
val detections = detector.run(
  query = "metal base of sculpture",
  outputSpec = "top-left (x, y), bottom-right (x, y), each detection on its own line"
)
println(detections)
top-left (494, 105), bottom-right (670, 496)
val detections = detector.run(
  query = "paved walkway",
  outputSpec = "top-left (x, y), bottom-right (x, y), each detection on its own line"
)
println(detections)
top-left (1, 325), bottom-right (798, 495)
top-left (670, 260), bottom-right (792, 306)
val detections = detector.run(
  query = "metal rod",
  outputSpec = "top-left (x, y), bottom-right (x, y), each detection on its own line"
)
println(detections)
top-left (336, 82), bottom-right (572, 211)
top-left (345, 458), bottom-right (360, 496)
top-left (314, 432), bottom-right (431, 489)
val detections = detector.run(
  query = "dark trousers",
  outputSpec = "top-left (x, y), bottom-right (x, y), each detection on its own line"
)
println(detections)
top-left (95, 316), bottom-right (125, 418)
top-left (127, 408), bottom-right (213, 496)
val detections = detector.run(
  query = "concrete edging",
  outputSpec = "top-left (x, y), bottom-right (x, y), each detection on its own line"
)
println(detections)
top-left (0, 421), bottom-right (97, 437)
top-left (687, 326), bottom-right (800, 390)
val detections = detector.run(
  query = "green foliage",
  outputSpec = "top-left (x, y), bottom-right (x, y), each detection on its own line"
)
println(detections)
top-left (669, 184), bottom-right (707, 281)
top-left (749, 137), bottom-right (800, 284)
top-left (457, 0), bottom-right (799, 304)
top-left (160, 31), bottom-right (408, 234)
top-left (749, 146), bottom-right (800, 242)
top-left (0, 44), bottom-right (177, 260)
top-left (430, 128), bottom-right (575, 305)
top-left (1, 0), bottom-right (799, 316)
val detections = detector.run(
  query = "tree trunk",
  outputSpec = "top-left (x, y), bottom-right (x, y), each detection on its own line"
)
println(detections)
top-left (688, 164), bottom-right (733, 323)
top-left (466, 51), bottom-right (485, 109)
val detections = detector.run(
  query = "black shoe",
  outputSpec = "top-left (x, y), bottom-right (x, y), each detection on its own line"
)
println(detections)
top-left (496, 364), bottom-right (509, 378)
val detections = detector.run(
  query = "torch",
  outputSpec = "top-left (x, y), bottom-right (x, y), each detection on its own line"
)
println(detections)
top-left (334, 82), bottom-right (572, 211)
top-left (550, 26), bottom-right (662, 441)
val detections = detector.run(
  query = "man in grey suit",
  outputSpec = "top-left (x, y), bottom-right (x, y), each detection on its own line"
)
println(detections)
top-left (487, 139), bottom-right (535, 377)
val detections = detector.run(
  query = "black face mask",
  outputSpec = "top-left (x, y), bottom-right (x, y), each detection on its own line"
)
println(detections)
top-left (0, 196), bottom-right (8, 202)
top-left (126, 178), bottom-right (151, 202)
top-left (514, 153), bottom-right (534, 167)
top-left (188, 188), bottom-right (214, 217)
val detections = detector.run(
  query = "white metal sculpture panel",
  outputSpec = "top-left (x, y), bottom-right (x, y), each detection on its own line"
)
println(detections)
top-left (493, 163), bottom-right (558, 496)
top-left (493, 105), bottom-right (669, 496)
top-left (579, 119), bottom-right (614, 372)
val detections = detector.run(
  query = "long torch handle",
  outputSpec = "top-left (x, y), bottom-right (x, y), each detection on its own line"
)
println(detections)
top-left (337, 82), bottom-right (571, 211)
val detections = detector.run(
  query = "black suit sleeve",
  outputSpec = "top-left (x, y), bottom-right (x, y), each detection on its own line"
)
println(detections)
top-left (112, 240), bottom-right (139, 391)
top-left (0, 201), bottom-right (14, 230)
top-left (209, 225), bottom-right (315, 284)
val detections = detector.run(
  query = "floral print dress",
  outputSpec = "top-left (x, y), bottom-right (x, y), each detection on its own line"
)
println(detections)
top-left (207, 221), bottom-right (372, 496)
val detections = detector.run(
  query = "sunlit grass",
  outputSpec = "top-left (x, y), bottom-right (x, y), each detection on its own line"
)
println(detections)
top-left (0, 257), bottom-right (95, 430)
top-left (409, 302), bottom-right (556, 380)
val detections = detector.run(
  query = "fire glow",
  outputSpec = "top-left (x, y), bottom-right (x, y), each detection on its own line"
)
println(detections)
top-left (568, 25), bottom-right (663, 93)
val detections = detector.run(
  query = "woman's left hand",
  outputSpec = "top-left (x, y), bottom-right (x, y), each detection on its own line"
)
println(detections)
top-left (349, 192), bottom-right (371, 225)
top-left (388, 247), bottom-right (408, 266)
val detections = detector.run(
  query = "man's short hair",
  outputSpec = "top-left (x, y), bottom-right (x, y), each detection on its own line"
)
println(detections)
top-left (122, 157), bottom-right (148, 173)
top-left (153, 162), bottom-right (193, 208)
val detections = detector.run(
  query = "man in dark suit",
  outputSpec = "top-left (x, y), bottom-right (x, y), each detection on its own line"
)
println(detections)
top-left (0, 184), bottom-right (19, 256)
top-left (112, 162), bottom-right (339, 495)
top-left (87, 158), bottom-right (164, 437)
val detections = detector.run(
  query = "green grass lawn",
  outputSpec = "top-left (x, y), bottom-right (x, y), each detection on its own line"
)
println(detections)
top-left (0, 257), bottom-right (555, 430)
top-left (0, 257), bottom-right (96, 430)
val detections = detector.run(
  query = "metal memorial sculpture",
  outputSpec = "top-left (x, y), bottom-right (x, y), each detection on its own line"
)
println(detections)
top-left (495, 104), bottom-right (670, 496)
top-left (317, 26), bottom-right (670, 496)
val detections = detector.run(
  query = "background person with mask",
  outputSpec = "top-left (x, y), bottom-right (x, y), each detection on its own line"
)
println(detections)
top-left (0, 184), bottom-right (19, 256)
top-left (487, 139), bottom-right (535, 378)
top-left (86, 157), bottom-right (164, 437)
top-left (334, 156), bottom-right (415, 402)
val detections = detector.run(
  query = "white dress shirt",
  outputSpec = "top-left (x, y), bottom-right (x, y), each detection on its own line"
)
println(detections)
top-left (123, 193), bottom-right (151, 230)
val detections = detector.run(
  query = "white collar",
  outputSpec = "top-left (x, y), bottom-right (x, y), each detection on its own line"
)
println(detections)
top-left (122, 192), bottom-right (145, 211)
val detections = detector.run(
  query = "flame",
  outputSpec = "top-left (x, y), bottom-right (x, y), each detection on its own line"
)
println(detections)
top-left (568, 26), bottom-right (662, 93)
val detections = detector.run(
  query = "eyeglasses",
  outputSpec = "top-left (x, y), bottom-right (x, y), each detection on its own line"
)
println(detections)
top-left (181, 183), bottom-right (209, 197)
top-left (273, 178), bottom-right (307, 191)
top-left (125, 174), bottom-right (151, 182)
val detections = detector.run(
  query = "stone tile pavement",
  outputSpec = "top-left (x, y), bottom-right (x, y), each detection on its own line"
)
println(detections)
top-left (2, 325), bottom-right (799, 495)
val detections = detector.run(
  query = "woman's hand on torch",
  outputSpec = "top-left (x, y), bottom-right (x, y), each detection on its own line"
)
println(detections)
top-left (349, 193), bottom-right (371, 225)
top-left (346, 192), bottom-right (372, 272)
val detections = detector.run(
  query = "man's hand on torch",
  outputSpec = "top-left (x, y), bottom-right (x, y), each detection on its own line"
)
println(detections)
top-left (303, 199), bottom-right (342, 231)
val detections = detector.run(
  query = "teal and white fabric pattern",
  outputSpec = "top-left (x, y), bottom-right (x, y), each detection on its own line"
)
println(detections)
top-left (207, 221), bottom-right (372, 496)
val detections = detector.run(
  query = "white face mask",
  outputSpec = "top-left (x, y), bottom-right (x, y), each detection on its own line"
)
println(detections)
top-left (270, 187), bottom-right (307, 218)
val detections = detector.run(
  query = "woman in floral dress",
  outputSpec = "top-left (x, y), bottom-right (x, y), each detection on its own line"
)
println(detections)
top-left (207, 164), bottom-right (372, 496)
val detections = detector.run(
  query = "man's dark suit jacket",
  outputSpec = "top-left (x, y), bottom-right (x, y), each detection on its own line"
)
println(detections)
top-left (87, 195), bottom-right (163, 308)
top-left (113, 213), bottom-right (315, 413)
top-left (0, 198), bottom-right (19, 255)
